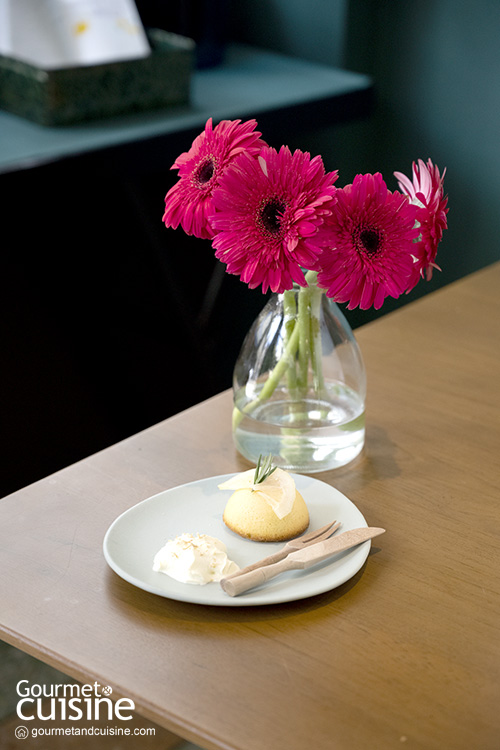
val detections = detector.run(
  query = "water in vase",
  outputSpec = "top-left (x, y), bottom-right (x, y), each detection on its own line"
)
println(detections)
top-left (233, 382), bottom-right (365, 474)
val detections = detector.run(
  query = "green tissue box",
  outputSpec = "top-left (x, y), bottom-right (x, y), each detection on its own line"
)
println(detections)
top-left (0, 29), bottom-right (194, 126)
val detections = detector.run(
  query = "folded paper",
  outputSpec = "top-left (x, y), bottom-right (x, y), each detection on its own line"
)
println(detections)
top-left (0, 0), bottom-right (150, 69)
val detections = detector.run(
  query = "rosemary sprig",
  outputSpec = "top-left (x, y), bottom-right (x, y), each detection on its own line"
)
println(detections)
top-left (253, 454), bottom-right (277, 485)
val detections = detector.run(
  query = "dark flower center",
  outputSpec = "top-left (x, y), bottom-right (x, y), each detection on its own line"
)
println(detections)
top-left (261, 198), bottom-right (286, 235)
top-left (358, 228), bottom-right (382, 256)
top-left (195, 158), bottom-right (215, 185)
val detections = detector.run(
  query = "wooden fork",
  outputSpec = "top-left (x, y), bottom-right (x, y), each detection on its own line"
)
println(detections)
top-left (224, 520), bottom-right (341, 581)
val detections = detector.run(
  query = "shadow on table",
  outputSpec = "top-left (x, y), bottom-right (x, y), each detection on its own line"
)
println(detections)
top-left (105, 547), bottom-right (382, 627)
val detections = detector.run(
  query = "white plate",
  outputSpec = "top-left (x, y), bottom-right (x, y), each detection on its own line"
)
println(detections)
top-left (103, 474), bottom-right (370, 607)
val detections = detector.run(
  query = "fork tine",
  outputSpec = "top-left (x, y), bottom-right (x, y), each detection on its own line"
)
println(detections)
top-left (222, 521), bottom-right (341, 582)
top-left (295, 520), bottom-right (340, 545)
top-left (306, 520), bottom-right (341, 544)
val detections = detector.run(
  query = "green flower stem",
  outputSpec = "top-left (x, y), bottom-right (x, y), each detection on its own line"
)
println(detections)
top-left (303, 269), bottom-right (318, 286)
top-left (309, 277), bottom-right (324, 392)
top-left (232, 321), bottom-right (301, 431)
top-left (283, 289), bottom-right (298, 394)
top-left (297, 284), bottom-right (311, 390)
top-left (232, 270), bottom-right (323, 431)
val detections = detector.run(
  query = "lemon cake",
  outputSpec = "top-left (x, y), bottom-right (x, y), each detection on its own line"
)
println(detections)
top-left (219, 458), bottom-right (309, 542)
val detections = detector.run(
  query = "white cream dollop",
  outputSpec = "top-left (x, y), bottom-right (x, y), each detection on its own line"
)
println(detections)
top-left (152, 533), bottom-right (239, 585)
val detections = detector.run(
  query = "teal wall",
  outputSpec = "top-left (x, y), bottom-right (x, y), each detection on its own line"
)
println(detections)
top-left (232, 0), bottom-right (347, 67)
top-left (233, 0), bottom-right (500, 324)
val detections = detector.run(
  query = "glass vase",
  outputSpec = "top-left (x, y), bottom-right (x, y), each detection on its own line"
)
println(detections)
top-left (232, 276), bottom-right (366, 473)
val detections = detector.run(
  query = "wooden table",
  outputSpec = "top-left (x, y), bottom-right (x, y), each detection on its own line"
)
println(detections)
top-left (1, 262), bottom-right (499, 750)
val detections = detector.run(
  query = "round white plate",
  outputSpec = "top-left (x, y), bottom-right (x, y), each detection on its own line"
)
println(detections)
top-left (103, 474), bottom-right (369, 607)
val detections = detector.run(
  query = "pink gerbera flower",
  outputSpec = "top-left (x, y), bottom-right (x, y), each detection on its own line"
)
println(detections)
top-left (394, 158), bottom-right (448, 283)
top-left (315, 173), bottom-right (420, 310)
top-left (210, 145), bottom-right (338, 294)
top-left (163, 118), bottom-right (265, 240)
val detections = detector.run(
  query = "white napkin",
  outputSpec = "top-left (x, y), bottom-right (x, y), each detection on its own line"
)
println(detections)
top-left (0, 0), bottom-right (151, 69)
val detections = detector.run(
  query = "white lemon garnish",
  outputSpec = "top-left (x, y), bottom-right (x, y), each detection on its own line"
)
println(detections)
top-left (218, 467), bottom-right (296, 520)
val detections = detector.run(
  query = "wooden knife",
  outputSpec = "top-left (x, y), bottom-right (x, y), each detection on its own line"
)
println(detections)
top-left (220, 527), bottom-right (385, 597)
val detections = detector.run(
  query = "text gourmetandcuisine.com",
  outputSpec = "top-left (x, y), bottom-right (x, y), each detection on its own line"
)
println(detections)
top-left (16, 681), bottom-right (135, 722)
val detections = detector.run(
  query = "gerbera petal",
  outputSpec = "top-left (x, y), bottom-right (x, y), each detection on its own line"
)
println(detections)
top-left (393, 170), bottom-right (414, 197)
top-left (163, 118), bottom-right (265, 239)
top-left (297, 220), bottom-right (318, 237)
top-left (211, 144), bottom-right (338, 294)
top-left (316, 173), bottom-right (419, 309)
top-left (286, 235), bottom-right (300, 253)
top-left (258, 154), bottom-right (269, 177)
top-left (394, 159), bottom-right (448, 280)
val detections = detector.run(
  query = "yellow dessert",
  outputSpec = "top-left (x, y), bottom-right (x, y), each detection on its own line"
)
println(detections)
top-left (219, 456), bottom-right (309, 542)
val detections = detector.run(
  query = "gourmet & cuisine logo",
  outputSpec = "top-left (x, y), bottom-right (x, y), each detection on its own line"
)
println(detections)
top-left (16, 680), bottom-right (134, 722)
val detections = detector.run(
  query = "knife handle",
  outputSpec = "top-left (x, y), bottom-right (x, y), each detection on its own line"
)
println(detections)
top-left (220, 557), bottom-right (295, 597)
top-left (222, 549), bottom-right (288, 581)
top-left (221, 527), bottom-right (385, 597)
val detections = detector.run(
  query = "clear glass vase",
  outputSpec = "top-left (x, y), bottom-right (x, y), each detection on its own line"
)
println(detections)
top-left (232, 276), bottom-right (366, 473)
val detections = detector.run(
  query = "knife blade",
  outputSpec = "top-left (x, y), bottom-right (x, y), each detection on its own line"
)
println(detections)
top-left (220, 527), bottom-right (385, 597)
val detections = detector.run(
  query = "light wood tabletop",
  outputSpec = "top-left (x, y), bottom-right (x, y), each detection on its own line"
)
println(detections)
top-left (1, 262), bottom-right (499, 750)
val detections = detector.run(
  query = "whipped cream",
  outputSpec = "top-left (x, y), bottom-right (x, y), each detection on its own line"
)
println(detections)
top-left (153, 533), bottom-right (239, 585)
